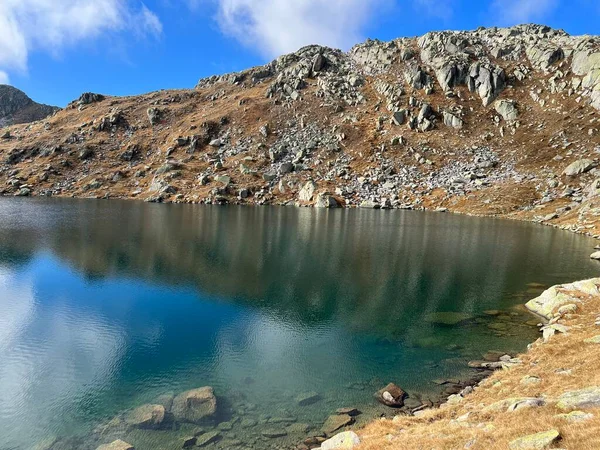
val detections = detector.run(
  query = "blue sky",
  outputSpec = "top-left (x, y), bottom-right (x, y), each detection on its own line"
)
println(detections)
top-left (1, 0), bottom-right (599, 107)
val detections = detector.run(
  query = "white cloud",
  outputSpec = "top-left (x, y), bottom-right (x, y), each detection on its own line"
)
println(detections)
top-left (0, 71), bottom-right (9, 85)
top-left (0, 0), bottom-right (162, 82)
top-left (214, 0), bottom-right (385, 57)
top-left (491, 0), bottom-right (559, 24)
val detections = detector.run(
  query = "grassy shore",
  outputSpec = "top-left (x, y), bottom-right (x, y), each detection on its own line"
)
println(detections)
top-left (355, 280), bottom-right (600, 450)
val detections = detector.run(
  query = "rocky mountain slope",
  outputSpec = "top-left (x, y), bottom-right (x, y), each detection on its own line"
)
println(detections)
top-left (0, 84), bottom-right (59, 127)
top-left (1, 24), bottom-right (600, 234)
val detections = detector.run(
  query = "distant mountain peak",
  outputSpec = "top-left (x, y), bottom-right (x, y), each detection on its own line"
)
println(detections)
top-left (0, 85), bottom-right (60, 127)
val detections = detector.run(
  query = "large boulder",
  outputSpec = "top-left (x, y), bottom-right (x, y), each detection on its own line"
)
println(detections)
top-left (374, 383), bottom-right (407, 407)
top-left (494, 99), bottom-right (518, 121)
top-left (320, 431), bottom-right (361, 449)
top-left (314, 193), bottom-right (340, 208)
top-left (563, 159), bottom-right (595, 176)
top-left (298, 181), bottom-right (317, 202)
top-left (509, 430), bottom-right (560, 449)
top-left (557, 386), bottom-right (600, 410)
top-left (124, 404), bottom-right (165, 429)
top-left (171, 387), bottom-right (217, 424)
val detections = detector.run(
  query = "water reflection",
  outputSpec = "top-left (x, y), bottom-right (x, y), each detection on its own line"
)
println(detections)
top-left (0, 198), bottom-right (597, 449)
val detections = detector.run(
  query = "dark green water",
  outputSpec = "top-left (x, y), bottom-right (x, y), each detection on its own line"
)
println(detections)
top-left (0, 198), bottom-right (597, 450)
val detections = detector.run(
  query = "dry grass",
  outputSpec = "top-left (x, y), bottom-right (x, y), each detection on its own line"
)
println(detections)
top-left (357, 292), bottom-right (600, 450)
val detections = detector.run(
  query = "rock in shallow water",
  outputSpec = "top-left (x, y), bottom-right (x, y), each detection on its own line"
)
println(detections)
top-left (124, 403), bottom-right (165, 429)
top-left (171, 386), bottom-right (217, 424)
top-left (322, 414), bottom-right (354, 434)
top-left (96, 440), bottom-right (134, 450)
top-left (374, 383), bottom-right (407, 407)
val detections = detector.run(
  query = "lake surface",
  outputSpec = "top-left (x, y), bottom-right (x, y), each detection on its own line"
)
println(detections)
top-left (0, 198), bottom-right (597, 450)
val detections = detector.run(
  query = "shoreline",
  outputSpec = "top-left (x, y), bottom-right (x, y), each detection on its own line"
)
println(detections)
top-left (345, 276), bottom-right (600, 450)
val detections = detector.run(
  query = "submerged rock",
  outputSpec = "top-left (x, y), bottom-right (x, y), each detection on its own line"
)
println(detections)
top-left (195, 430), bottom-right (220, 447)
top-left (171, 386), bottom-right (217, 424)
top-left (296, 391), bottom-right (322, 406)
top-left (96, 440), bottom-right (134, 450)
top-left (374, 383), bottom-right (407, 407)
top-left (322, 414), bottom-right (354, 434)
top-left (425, 312), bottom-right (472, 325)
top-left (124, 404), bottom-right (165, 429)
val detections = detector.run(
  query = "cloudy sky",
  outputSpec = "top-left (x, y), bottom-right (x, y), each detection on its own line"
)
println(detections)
top-left (1, 0), bottom-right (599, 106)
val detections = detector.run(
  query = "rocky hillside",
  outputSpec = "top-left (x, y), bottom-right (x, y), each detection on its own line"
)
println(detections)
top-left (1, 24), bottom-right (600, 233)
top-left (0, 85), bottom-right (59, 127)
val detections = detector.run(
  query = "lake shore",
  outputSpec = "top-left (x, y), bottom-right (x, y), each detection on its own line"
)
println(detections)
top-left (342, 277), bottom-right (600, 450)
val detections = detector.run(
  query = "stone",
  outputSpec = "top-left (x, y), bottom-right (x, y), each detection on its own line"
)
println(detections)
top-left (557, 386), bottom-right (600, 410)
top-left (555, 410), bottom-right (594, 422)
top-left (299, 181), bottom-right (317, 202)
top-left (425, 312), bottom-right (472, 325)
top-left (96, 440), bottom-right (134, 450)
top-left (147, 108), bottom-right (161, 126)
top-left (78, 147), bottom-right (94, 160)
top-left (296, 392), bottom-right (322, 406)
top-left (214, 175), bottom-right (231, 187)
top-left (209, 139), bottom-right (222, 147)
top-left (494, 99), bottom-right (519, 121)
top-left (520, 375), bottom-right (541, 385)
top-left (181, 436), bottom-right (197, 448)
top-left (261, 429), bottom-right (288, 438)
top-left (335, 407), bottom-right (360, 416)
top-left (584, 335), bottom-right (600, 344)
top-left (391, 110), bottom-right (406, 125)
top-left (124, 404), bottom-right (165, 429)
top-left (591, 252), bottom-right (600, 260)
top-left (195, 431), bottom-right (220, 447)
top-left (483, 397), bottom-right (545, 413)
top-left (287, 422), bottom-right (311, 434)
top-left (314, 193), bottom-right (339, 208)
top-left (563, 159), bottom-right (594, 176)
top-left (374, 383), bottom-right (407, 407)
top-left (442, 111), bottom-right (463, 129)
top-left (171, 387), bottom-right (217, 424)
top-left (320, 431), bottom-right (361, 449)
top-left (509, 430), bottom-right (560, 449)
top-left (322, 414), bottom-right (354, 434)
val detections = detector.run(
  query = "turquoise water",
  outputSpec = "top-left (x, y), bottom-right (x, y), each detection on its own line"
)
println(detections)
top-left (0, 198), bottom-right (597, 449)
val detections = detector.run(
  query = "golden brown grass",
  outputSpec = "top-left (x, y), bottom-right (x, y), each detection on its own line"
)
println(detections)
top-left (357, 292), bottom-right (600, 450)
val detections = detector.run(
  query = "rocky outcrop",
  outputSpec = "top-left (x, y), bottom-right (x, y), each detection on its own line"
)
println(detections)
top-left (0, 85), bottom-right (58, 127)
top-left (525, 278), bottom-right (600, 319)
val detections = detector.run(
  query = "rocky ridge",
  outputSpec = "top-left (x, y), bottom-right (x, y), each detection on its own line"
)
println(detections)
top-left (1, 24), bottom-right (600, 236)
top-left (0, 84), bottom-right (59, 127)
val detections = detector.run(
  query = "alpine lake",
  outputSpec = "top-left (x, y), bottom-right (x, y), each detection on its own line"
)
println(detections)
top-left (0, 198), bottom-right (597, 450)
